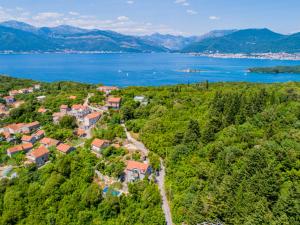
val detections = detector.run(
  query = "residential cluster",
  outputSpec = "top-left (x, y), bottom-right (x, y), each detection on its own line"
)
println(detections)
top-left (1, 84), bottom-right (152, 197)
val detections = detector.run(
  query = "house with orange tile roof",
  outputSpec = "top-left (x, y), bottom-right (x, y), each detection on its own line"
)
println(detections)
top-left (70, 104), bottom-right (91, 119)
top-left (2, 123), bottom-right (29, 134)
top-left (26, 121), bottom-right (40, 132)
top-left (40, 137), bottom-right (60, 148)
top-left (106, 97), bottom-right (122, 109)
top-left (21, 135), bottom-right (36, 144)
top-left (84, 112), bottom-right (101, 128)
top-left (9, 90), bottom-right (19, 96)
top-left (57, 143), bottom-right (74, 154)
top-left (97, 86), bottom-right (119, 95)
top-left (7, 143), bottom-right (33, 157)
top-left (75, 128), bottom-right (86, 137)
top-left (91, 138), bottom-right (110, 152)
top-left (27, 146), bottom-right (49, 167)
top-left (33, 130), bottom-right (45, 140)
top-left (125, 160), bottom-right (151, 182)
top-left (0, 131), bottom-right (14, 142)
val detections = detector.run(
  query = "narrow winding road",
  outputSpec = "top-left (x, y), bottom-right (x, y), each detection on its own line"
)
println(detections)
top-left (122, 124), bottom-right (173, 225)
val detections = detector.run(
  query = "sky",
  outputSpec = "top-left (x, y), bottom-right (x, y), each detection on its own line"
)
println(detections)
top-left (0, 0), bottom-right (299, 36)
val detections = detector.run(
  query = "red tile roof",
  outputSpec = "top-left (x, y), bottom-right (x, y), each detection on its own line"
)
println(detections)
top-left (57, 143), bottom-right (73, 153)
top-left (107, 97), bottom-right (121, 103)
top-left (72, 104), bottom-right (88, 111)
top-left (27, 121), bottom-right (40, 128)
top-left (86, 112), bottom-right (101, 120)
top-left (30, 146), bottom-right (49, 158)
top-left (22, 135), bottom-right (35, 142)
top-left (7, 143), bottom-right (33, 154)
top-left (91, 139), bottom-right (109, 148)
top-left (35, 130), bottom-right (45, 137)
top-left (126, 160), bottom-right (149, 173)
top-left (5, 123), bottom-right (26, 132)
top-left (76, 128), bottom-right (86, 136)
top-left (40, 137), bottom-right (60, 146)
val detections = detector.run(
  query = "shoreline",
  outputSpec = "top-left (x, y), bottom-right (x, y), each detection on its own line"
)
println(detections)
top-left (0, 51), bottom-right (300, 61)
top-left (191, 53), bottom-right (300, 61)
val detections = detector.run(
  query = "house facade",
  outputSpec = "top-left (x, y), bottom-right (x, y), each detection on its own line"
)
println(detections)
top-left (84, 112), bottom-right (101, 128)
top-left (27, 146), bottom-right (49, 167)
top-left (21, 135), bottom-right (36, 144)
top-left (106, 97), bottom-right (121, 109)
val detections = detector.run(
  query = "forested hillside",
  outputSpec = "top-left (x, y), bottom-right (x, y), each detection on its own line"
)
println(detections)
top-left (120, 82), bottom-right (300, 224)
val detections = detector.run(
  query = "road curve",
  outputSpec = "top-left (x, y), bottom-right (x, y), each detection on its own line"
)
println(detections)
top-left (122, 124), bottom-right (173, 225)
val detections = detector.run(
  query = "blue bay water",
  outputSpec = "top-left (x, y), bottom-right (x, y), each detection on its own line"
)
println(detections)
top-left (0, 53), bottom-right (299, 86)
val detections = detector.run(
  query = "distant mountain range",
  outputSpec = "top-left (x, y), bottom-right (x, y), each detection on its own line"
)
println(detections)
top-left (0, 20), bottom-right (300, 53)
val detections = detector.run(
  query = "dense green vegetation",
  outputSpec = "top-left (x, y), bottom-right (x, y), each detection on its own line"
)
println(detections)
top-left (120, 82), bottom-right (300, 224)
top-left (0, 149), bottom-right (164, 225)
top-left (249, 65), bottom-right (300, 74)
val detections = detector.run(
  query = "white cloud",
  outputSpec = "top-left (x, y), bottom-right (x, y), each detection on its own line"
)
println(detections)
top-left (186, 9), bottom-right (198, 15)
top-left (117, 16), bottom-right (129, 21)
top-left (33, 12), bottom-right (63, 20)
top-left (126, 0), bottom-right (134, 4)
top-left (69, 11), bottom-right (79, 16)
top-left (209, 16), bottom-right (220, 20)
top-left (175, 0), bottom-right (189, 7)
top-left (0, 6), bottom-right (186, 35)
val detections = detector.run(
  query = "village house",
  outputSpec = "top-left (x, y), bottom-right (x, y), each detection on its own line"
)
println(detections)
top-left (70, 104), bottom-right (90, 119)
top-left (34, 84), bottom-right (41, 90)
top-left (91, 138), bottom-right (110, 152)
top-left (9, 90), bottom-right (19, 96)
top-left (1, 131), bottom-right (14, 142)
top-left (26, 121), bottom-right (40, 133)
top-left (27, 146), bottom-right (49, 167)
top-left (2, 123), bottom-right (29, 134)
top-left (33, 130), bottom-right (45, 141)
top-left (7, 143), bottom-right (33, 157)
top-left (125, 160), bottom-right (151, 182)
top-left (60, 105), bottom-right (70, 114)
top-left (106, 97), bottom-right (122, 109)
top-left (57, 143), bottom-right (75, 154)
top-left (3, 96), bottom-right (15, 104)
top-left (40, 137), bottom-right (60, 148)
top-left (97, 86), bottom-right (119, 95)
top-left (21, 135), bottom-right (36, 144)
top-left (84, 112), bottom-right (101, 128)
top-left (134, 96), bottom-right (148, 106)
top-left (75, 128), bottom-right (86, 137)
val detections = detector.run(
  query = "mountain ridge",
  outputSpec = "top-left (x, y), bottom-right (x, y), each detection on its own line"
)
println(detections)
top-left (0, 21), bottom-right (300, 53)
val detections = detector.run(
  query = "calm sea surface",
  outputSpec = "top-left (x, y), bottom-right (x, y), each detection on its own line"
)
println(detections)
top-left (0, 53), bottom-right (299, 86)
